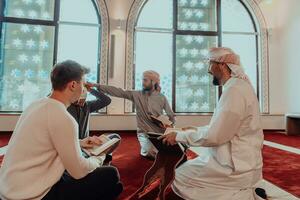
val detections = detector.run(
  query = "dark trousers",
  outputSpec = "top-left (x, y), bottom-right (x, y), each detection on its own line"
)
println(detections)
top-left (42, 166), bottom-right (123, 200)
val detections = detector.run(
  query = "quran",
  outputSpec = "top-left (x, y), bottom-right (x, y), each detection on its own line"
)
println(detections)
top-left (82, 134), bottom-right (120, 156)
top-left (150, 115), bottom-right (173, 127)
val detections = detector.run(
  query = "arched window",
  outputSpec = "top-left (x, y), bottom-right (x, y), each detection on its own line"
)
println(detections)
top-left (221, 0), bottom-right (258, 94)
top-left (132, 0), bottom-right (262, 113)
top-left (0, 0), bottom-right (106, 112)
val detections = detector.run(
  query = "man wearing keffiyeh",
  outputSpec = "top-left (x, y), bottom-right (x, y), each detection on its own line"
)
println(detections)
top-left (160, 47), bottom-right (266, 200)
top-left (207, 47), bottom-right (251, 85)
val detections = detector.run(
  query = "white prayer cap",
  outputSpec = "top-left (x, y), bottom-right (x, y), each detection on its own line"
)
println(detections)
top-left (208, 47), bottom-right (250, 83)
top-left (143, 70), bottom-right (160, 84)
top-left (143, 70), bottom-right (161, 92)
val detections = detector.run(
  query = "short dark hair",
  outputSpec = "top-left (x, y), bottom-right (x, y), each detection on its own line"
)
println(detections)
top-left (50, 60), bottom-right (90, 91)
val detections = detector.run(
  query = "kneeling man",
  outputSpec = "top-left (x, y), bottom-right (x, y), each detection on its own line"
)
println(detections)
top-left (161, 48), bottom-right (265, 200)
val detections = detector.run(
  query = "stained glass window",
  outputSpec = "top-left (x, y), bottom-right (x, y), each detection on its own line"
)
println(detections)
top-left (176, 35), bottom-right (217, 112)
top-left (177, 0), bottom-right (217, 31)
top-left (0, 0), bottom-right (101, 112)
top-left (0, 23), bottom-right (54, 111)
top-left (134, 0), bottom-right (259, 113)
top-left (4, 0), bottom-right (55, 20)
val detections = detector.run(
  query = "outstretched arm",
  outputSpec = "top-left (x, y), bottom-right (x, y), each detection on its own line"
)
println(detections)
top-left (95, 84), bottom-right (135, 101)
top-left (86, 89), bottom-right (112, 113)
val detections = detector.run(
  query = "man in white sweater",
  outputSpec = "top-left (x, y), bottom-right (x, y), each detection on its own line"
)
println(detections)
top-left (0, 60), bottom-right (123, 200)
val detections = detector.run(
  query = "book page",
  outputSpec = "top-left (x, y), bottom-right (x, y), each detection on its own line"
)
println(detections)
top-left (147, 132), bottom-right (164, 137)
top-left (83, 135), bottom-right (120, 156)
top-left (98, 135), bottom-right (110, 143)
top-left (88, 138), bottom-right (120, 156)
top-left (148, 128), bottom-right (184, 137)
top-left (151, 115), bottom-right (172, 126)
top-left (156, 115), bottom-right (172, 126)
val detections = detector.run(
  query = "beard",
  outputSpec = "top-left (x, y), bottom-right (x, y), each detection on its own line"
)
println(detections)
top-left (212, 76), bottom-right (220, 86)
top-left (142, 85), bottom-right (153, 92)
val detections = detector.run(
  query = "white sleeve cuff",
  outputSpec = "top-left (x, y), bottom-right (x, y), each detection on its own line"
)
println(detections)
top-left (175, 131), bottom-right (187, 143)
top-left (88, 156), bottom-right (103, 169)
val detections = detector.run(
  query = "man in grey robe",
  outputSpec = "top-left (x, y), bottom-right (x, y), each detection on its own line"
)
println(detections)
top-left (89, 70), bottom-right (175, 159)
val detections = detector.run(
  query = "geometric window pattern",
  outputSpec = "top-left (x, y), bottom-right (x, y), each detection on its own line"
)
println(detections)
top-left (135, 0), bottom-right (259, 113)
top-left (0, 0), bottom-right (101, 111)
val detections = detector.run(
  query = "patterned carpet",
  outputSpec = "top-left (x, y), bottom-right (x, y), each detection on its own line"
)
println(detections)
top-left (0, 131), bottom-right (299, 199)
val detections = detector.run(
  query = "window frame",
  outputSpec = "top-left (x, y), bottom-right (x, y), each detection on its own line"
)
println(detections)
top-left (132, 0), bottom-right (260, 113)
top-left (0, 0), bottom-right (104, 113)
top-left (221, 0), bottom-right (259, 99)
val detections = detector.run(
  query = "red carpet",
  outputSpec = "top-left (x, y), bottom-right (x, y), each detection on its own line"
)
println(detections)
top-left (262, 145), bottom-right (300, 197)
top-left (0, 131), bottom-right (299, 198)
top-left (264, 131), bottom-right (300, 148)
top-left (0, 133), bottom-right (11, 148)
top-left (113, 132), bottom-right (300, 198)
top-left (111, 132), bottom-right (153, 199)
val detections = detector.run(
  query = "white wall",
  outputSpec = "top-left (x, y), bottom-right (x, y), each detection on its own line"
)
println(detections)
top-left (0, 0), bottom-right (298, 131)
top-left (278, 1), bottom-right (300, 113)
top-left (259, 0), bottom-right (300, 114)
top-left (0, 114), bottom-right (284, 132)
top-left (105, 0), bottom-right (134, 114)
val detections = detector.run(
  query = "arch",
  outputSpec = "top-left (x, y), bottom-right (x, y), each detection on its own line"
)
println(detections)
top-left (125, 0), bottom-right (269, 113)
top-left (94, 0), bottom-right (110, 85)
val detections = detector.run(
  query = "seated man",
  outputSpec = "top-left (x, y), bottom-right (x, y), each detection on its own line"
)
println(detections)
top-left (91, 70), bottom-right (175, 159)
top-left (67, 84), bottom-right (121, 164)
top-left (0, 60), bottom-right (123, 200)
top-left (67, 82), bottom-right (112, 140)
top-left (160, 48), bottom-right (266, 200)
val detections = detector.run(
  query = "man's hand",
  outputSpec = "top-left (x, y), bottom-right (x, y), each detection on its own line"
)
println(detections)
top-left (80, 136), bottom-right (102, 149)
top-left (164, 124), bottom-right (173, 129)
top-left (85, 82), bottom-right (98, 92)
top-left (182, 126), bottom-right (198, 131)
top-left (158, 132), bottom-right (177, 146)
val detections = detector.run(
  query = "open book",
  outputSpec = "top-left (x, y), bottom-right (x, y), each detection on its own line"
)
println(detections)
top-left (147, 128), bottom-right (189, 153)
top-left (150, 115), bottom-right (173, 127)
top-left (147, 128), bottom-right (183, 137)
top-left (82, 134), bottom-right (120, 156)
